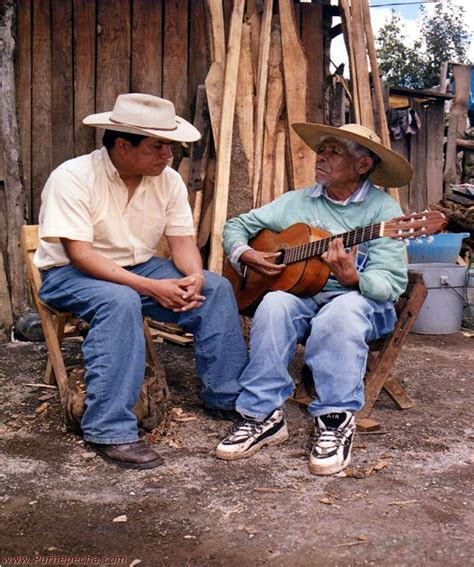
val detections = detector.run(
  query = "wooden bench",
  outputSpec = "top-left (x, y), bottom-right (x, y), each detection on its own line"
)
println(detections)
top-left (20, 224), bottom-right (170, 431)
top-left (291, 272), bottom-right (428, 424)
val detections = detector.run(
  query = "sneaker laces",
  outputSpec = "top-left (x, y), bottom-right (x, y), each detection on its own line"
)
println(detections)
top-left (227, 418), bottom-right (265, 441)
top-left (315, 427), bottom-right (346, 451)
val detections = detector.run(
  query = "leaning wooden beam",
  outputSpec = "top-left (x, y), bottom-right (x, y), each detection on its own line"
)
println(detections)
top-left (339, 0), bottom-right (360, 123)
top-left (361, 0), bottom-right (400, 204)
top-left (204, 0), bottom-right (226, 148)
top-left (208, 0), bottom-right (245, 274)
top-left (279, 0), bottom-right (315, 189)
top-left (2, 1), bottom-right (29, 320)
top-left (235, 20), bottom-right (255, 190)
top-left (252, 0), bottom-right (273, 206)
top-left (349, 0), bottom-right (374, 130)
top-left (444, 63), bottom-right (471, 193)
top-left (258, 22), bottom-right (284, 207)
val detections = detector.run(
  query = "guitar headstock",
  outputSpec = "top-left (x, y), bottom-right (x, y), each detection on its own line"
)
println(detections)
top-left (383, 210), bottom-right (447, 240)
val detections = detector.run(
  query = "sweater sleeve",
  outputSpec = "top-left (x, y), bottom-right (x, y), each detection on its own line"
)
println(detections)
top-left (358, 197), bottom-right (408, 302)
top-left (222, 194), bottom-right (292, 256)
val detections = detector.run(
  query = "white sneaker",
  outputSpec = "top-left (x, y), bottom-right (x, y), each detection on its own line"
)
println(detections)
top-left (216, 409), bottom-right (289, 461)
top-left (309, 411), bottom-right (355, 475)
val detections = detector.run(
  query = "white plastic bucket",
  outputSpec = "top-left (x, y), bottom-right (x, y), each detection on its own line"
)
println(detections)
top-left (409, 263), bottom-right (468, 334)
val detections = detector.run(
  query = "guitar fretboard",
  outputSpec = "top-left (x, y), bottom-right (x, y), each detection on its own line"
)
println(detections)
top-left (282, 223), bottom-right (383, 264)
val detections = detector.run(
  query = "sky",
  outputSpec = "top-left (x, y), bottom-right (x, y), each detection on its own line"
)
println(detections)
top-left (330, 0), bottom-right (474, 74)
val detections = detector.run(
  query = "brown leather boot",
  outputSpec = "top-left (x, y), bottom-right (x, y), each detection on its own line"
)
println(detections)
top-left (86, 440), bottom-right (163, 469)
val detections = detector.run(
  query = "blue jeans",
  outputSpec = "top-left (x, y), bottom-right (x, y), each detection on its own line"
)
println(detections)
top-left (234, 290), bottom-right (397, 420)
top-left (39, 258), bottom-right (248, 444)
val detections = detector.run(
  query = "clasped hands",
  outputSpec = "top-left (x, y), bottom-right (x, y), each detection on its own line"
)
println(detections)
top-left (240, 237), bottom-right (359, 287)
top-left (145, 273), bottom-right (205, 312)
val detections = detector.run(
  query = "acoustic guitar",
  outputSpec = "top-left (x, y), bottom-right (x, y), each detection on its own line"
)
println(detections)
top-left (223, 210), bottom-right (446, 314)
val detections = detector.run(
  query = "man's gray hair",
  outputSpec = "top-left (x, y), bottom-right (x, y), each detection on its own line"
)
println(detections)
top-left (320, 135), bottom-right (381, 179)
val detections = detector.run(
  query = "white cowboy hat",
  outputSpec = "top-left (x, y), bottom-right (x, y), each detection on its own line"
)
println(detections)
top-left (292, 122), bottom-right (413, 187)
top-left (83, 93), bottom-right (201, 143)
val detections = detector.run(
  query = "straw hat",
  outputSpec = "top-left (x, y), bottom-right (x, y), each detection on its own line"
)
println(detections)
top-left (292, 122), bottom-right (413, 187)
top-left (83, 93), bottom-right (201, 143)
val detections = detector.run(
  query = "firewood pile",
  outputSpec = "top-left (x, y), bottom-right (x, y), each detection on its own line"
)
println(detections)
top-left (178, 0), bottom-right (392, 274)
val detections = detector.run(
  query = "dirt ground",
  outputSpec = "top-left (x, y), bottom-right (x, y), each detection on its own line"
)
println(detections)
top-left (1, 330), bottom-right (473, 567)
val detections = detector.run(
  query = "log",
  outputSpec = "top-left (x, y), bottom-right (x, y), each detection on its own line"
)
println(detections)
top-left (188, 85), bottom-right (211, 194)
top-left (1, 1), bottom-right (29, 319)
top-left (235, 20), bottom-right (255, 190)
top-left (208, 0), bottom-right (245, 274)
top-left (339, 0), bottom-right (360, 123)
top-left (350, 0), bottom-right (374, 130)
top-left (252, 0), bottom-right (273, 206)
top-left (258, 22), bottom-right (284, 207)
top-left (64, 363), bottom-right (168, 435)
top-left (279, 0), bottom-right (315, 189)
top-left (273, 120), bottom-right (287, 200)
top-left (444, 64), bottom-right (471, 192)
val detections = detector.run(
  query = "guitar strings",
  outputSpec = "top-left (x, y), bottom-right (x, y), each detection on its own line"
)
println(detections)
top-left (282, 224), bottom-right (382, 265)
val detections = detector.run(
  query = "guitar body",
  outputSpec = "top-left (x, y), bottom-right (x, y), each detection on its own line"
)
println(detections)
top-left (223, 223), bottom-right (331, 314)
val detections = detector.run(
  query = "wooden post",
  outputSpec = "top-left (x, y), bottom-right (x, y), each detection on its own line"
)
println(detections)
top-left (1, 1), bottom-right (29, 321)
top-left (208, 0), bottom-right (245, 274)
top-left (350, 0), bottom-right (374, 130)
top-left (252, 0), bottom-right (273, 206)
top-left (444, 63), bottom-right (472, 193)
top-left (279, 0), bottom-right (315, 189)
top-left (339, 0), bottom-right (360, 124)
top-left (259, 22), bottom-right (284, 207)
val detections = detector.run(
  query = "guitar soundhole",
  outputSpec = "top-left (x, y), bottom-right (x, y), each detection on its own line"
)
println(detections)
top-left (275, 249), bottom-right (285, 265)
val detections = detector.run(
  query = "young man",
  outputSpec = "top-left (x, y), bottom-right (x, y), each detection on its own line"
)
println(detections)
top-left (216, 123), bottom-right (413, 475)
top-left (35, 94), bottom-right (247, 469)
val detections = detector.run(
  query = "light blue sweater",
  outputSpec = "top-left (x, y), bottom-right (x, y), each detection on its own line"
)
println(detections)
top-left (223, 185), bottom-right (408, 302)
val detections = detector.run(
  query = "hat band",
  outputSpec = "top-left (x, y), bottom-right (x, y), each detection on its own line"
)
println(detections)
top-left (109, 116), bottom-right (178, 132)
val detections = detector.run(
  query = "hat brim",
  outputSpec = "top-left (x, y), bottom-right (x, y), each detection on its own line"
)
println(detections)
top-left (83, 111), bottom-right (201, 143)
top-left (292, 123), bottom-right (413, 188)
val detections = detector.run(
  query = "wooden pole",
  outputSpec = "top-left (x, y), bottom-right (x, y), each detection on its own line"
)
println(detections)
top-left (279, 0), bottom-right (315, 189)
top-left (1, 1), bottom-right (29, 322)
top-left (208, 0), bottom-right (245, 274)
top-left (252, 0), bottom-right (273, 206)
top-left (204, 0), bottom-right (226, 148)
top-left (361, 0), bottom-right (400, 204)
top-left (349, 0), bottom-right (374, 130)
top-left (339, 0), bottom-right (360, 123)
top-left (444, 63), bottom-right (472, 193)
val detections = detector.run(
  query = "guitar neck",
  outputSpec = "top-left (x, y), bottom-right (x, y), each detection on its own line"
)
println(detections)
top-left (282, 222), bottom-right (383, 264)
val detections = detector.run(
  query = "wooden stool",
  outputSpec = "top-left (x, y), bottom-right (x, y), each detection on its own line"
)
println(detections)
top-left (291, 272), bottom-right (428, 425)
top-left (20, 225), bottom-right (169, 431)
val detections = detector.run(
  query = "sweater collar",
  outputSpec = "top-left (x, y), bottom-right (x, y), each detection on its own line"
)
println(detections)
top-left (309, 179), bottom-right (373, 205)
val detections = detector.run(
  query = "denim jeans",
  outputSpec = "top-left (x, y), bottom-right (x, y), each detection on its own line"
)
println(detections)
top-left (234, 290), bottom-right (397, 420)
top-left (39, 257), bottom-right (248, 444)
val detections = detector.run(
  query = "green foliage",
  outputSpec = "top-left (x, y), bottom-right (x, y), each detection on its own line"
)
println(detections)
top-left (376, 1), bottom-right (471, 89)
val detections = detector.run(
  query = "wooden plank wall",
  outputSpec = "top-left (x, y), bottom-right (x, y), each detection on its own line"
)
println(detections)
top-left (12, 0), bottom-right (329, 225)
top-left (391, 100), bottom-right (445, 214)
top-left (12, 0), bottom-right (439, 226)
top-left (14, 0), bottom-right (214, 223)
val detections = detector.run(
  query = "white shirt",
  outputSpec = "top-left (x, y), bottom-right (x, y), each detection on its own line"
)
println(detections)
top-left (34, 147), bottom-right (194, 269)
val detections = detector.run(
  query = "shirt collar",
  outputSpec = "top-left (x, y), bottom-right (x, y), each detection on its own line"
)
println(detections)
top-left (100, 146), bottom-right (121, 181)
top-left (309, 179), bottom-right (373, 205)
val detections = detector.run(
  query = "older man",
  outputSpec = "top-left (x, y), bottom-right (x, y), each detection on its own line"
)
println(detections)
top-left (35, 94), bottom-right (247, 469)
top-left (216, 123), bottom-right (412, 475)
